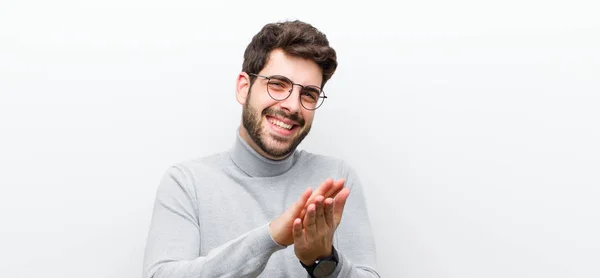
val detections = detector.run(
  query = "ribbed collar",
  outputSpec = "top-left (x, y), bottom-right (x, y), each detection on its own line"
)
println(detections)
top-left (229, 129), bottom-right (297, 177)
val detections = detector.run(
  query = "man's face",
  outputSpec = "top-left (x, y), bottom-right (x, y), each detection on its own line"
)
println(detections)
top-left (240, 49), bottom-right (323, 160)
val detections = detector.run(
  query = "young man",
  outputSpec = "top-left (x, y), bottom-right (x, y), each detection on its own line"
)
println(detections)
top-left (143, 20), bottom-right (379, 278)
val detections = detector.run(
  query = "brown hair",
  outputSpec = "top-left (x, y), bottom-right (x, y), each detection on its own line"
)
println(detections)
top-left (242, 20), bottom-right (338, 88)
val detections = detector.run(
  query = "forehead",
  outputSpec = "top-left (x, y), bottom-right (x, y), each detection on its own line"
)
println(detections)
top-left (259, 49), bottom-right (323, 87)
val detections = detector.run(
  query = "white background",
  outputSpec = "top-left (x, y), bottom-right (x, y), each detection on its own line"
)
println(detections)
top-left (1, 0), bottom-right (599, 277)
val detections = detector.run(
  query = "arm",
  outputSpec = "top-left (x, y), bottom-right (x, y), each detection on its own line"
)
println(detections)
top-left (331, 166), bottom-right (380, 277)
top-left (142, 166), bottom-right (284, 278)
top-left (294, 166), bottom-right (380, 278)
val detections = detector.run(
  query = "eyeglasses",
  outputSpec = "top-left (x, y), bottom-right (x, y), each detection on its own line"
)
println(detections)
top-left (249, 73), bottom-right (327, 110)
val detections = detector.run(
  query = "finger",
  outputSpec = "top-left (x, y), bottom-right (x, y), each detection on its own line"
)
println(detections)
top-left (299, 178), bottom-right (343, 218)
top-left (333, 188), bottom-right (351, 227)
top-left (303, 203), bottom-right (317, 235)
top-left (314, 178), bottom-right (334, 196)
top-left (301, 179), bottom-right (334, 216)
top-left (292, 218), bottom-right (305, 244)
top-left (304, 179), bottom-right (334, 208)
top-left (291, 187), bottom-right (312, 218)
top-left (314, 196), bottom-right (326, 231)
top-left (324, 179), bottom-right (345, 199)
top-left (324, 197), bottom-right (335, 228)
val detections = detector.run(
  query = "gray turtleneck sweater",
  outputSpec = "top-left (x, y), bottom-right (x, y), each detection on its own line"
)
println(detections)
top-left (143, 131), bottom-right (379, 278)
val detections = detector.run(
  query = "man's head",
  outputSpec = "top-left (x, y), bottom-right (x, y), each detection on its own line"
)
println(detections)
top-left (236, 20), bottom-right (337, 160)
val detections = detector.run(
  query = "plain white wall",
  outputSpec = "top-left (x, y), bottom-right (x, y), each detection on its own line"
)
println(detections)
top-left (1, 0), bottom-right (599, 277)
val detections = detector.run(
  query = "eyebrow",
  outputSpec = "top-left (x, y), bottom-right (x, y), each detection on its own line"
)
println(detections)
top-left (265, 74), bottom-right (322, 89)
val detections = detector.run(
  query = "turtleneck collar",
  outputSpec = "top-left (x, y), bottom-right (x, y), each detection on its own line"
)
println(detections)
top-left (229, 129), bottom-right (298, 177)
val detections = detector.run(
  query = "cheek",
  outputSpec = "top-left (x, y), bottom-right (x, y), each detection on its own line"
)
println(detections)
top-left (248, 98), bottom-right (267, 114)
top-left (252, 95), bottom-right (280, 112)
top-left (303, 112), bottom-right (315, 125)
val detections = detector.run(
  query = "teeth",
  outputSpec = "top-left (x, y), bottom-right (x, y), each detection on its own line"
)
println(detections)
top-left (269, 118), bottom-right (293, 130)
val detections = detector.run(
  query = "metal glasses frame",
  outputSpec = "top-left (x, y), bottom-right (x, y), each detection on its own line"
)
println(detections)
top-left (249, 73), bottom-right (327, 110)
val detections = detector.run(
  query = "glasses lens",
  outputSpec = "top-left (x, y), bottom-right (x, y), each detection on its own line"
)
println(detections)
top-left (267, 77), bottom-right (293, 100)
top-left (300, 86), bottom-right (325, 110)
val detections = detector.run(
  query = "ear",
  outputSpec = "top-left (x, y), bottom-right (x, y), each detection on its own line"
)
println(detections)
top-left (236, 72), bottom-right (251, 105)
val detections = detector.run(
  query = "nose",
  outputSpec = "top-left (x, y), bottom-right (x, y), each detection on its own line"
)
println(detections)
top-left (278, 85), bottom-right (302, 114)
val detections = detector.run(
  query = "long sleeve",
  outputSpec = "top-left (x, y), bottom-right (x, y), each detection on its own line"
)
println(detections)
top-left (142, 166), bottom-right (285, 278)
top-left (329, 164), bottom-right (381, 277)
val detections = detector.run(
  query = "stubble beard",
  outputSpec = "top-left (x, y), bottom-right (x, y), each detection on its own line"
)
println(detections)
top-left (242, 91), bottom-right (311, 158)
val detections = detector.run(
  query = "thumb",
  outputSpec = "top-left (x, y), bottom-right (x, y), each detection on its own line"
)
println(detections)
top-left (288, 187), bottom-right (312, 218)
top-left (334, 187), bottom-right (351, 226)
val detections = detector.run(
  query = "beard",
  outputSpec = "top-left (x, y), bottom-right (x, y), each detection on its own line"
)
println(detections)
top-left (242, 90), bottom-right (311, 158)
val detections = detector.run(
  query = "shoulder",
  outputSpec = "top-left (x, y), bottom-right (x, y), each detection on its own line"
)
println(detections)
top-left (179, 152), bottom-right (223, 169)
top-left (164, 152), bottom-right (228, 182)
top-left (295, 150), bottom-right (357, 177)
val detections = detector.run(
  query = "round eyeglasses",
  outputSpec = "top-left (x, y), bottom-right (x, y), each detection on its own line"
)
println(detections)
top-left (249, 73), bottom-right (327, 110)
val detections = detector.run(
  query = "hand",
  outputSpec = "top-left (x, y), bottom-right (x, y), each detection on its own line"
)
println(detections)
top-left (299, 178), bottom-right (345, 219)
top-left (293, 188), bottom-right (350, 265)
top-left (269, 178), bottom-right (346, 247)
top-left (269, 187), bottom-right (312, 246)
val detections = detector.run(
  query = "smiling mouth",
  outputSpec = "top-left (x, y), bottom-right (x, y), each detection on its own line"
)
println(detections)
top-left (268, 117), bottom-right (293, 130)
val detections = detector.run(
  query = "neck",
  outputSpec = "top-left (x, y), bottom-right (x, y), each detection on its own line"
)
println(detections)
top-left (230, 127), bottom-right (297, 177)
top-left (239, 125), bottom-right (291, 161)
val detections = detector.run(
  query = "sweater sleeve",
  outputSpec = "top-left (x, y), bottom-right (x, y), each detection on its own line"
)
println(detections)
top-left (328, 164), bottom-right (381, 277)
top-left (142, 165), bottom-right (285, 278)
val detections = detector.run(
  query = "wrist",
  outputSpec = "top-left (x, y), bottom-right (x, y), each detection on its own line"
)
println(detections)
top-left (299, 246), bottom-right (339, 278)
top-left (299, 246), bottom-right (333, 265)
top-left (300, 258), bottom-right (314, 266)
top-left (268, 222), bottom-right (286, 246)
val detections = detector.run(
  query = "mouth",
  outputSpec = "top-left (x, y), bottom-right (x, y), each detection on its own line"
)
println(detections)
top-left (265, 115), bottom-right (299, 136)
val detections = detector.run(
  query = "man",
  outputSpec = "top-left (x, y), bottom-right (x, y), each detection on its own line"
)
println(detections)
top-left (143, 20), bottom-right (379, 278)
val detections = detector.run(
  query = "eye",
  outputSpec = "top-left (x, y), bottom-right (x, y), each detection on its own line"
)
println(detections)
top-left (267, 78), bottom-right (291, 92)
top-left (301, 88), bottom-right (321, 102)
top-left (302, 91), bottom-right (317, 100)
top-left (270, 81), bottom-right (285, 87)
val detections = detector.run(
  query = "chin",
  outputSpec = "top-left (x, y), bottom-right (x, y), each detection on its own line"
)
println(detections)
top-left (261, 131), bottom-right (295, 157)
